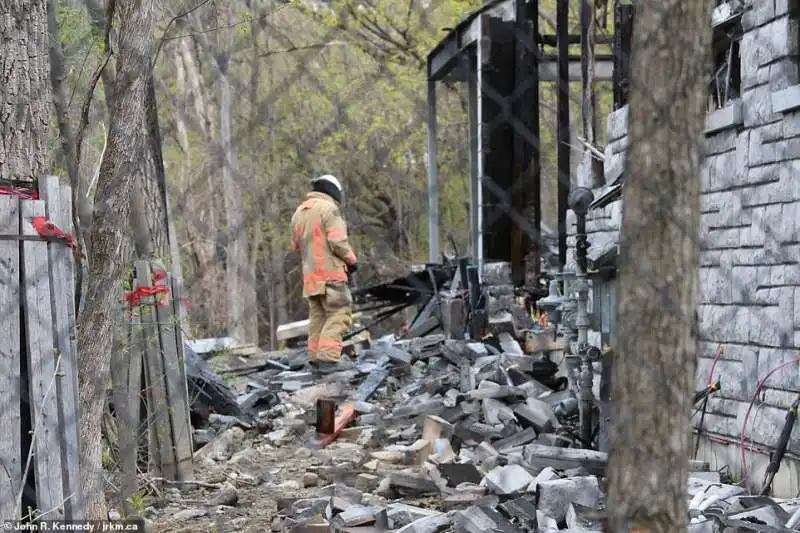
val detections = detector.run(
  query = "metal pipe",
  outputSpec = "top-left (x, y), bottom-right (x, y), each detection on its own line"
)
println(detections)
top-left (426, 78), bottom-right (439, 263)
top-left (569, 186), bottom-right (594, 448)
top-left (467, 54), bottom-right (479, 262)
top-left (556, 0), bottom-right (570, 276)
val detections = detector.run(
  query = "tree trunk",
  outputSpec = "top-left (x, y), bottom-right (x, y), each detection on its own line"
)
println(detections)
top-left (605, 2), bottom-right (710, 533)
top-left (176, 26), bottom-right (227, 335)
top-left (0, 0), bottom-right (51, 182)
top-left (76, 0), bottom-right (156, 519)
top-left (136, 72), bottom-right (170, 260)
top-left (218, 54), bottom-right (247, 342)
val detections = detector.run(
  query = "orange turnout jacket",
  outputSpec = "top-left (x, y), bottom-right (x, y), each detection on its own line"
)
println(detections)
top-left (290, 191), bottom-right (357, 297)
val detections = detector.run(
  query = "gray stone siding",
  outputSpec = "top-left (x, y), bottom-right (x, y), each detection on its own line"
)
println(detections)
top-left (567, 0), bottom-right (800, 492)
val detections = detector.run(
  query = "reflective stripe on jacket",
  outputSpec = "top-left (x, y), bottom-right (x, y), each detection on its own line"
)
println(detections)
top-left (290, 191), bottom-right (357, 297)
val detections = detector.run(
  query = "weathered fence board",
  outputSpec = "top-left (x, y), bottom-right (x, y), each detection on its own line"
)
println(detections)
top-left (0, 195), bottom-right (22, 520)
top-left (111, 314), bottom-right (143, 512)
top-left (124, 260), bottom-right (193, 483)
top-left (40, 176), bottom-right (82, 516)
top-left (153, 272), bottom-right (193, 480)
top-left (21, 200), bottom-right (66, 519)
top-left (136, 261), bottom-right (174, 477)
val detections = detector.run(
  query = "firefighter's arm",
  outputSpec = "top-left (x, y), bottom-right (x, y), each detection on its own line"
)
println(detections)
top-left (323, 208), bottom-right (357, 266)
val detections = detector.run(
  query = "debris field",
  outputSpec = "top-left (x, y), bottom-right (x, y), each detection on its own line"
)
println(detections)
top-left (143, 324), bottom-right (800, 533)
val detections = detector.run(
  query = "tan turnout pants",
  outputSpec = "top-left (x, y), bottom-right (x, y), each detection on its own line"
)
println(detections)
top-left (307, 282), bottom-right (353, 363)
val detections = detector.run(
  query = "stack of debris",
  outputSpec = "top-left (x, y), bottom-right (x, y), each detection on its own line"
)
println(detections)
top-left (183, 331), bottom-right (800, 533)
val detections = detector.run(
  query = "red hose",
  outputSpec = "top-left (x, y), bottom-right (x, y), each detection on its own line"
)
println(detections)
top-left (707, 344), bottom-right (724, 385)
top-left (739, 357), bottom-right (800, 485)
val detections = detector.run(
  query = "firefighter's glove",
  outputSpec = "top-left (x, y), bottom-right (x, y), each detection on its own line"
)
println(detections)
top-left (348, 262), bottom-right (359, 274)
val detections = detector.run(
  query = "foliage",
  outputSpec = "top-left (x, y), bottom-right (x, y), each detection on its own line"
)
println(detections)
top-left (59, 0), bottom-right (616, 343)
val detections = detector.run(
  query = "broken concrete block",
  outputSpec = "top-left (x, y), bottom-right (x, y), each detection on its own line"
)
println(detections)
top-left (484, 464), bottom-right (535, 495)
top-left (498, 332), bottom-right (523, 354)
top-left (488, 311), bottom-right (517, 336)
top-left (330, 505), bottom-right (385, 528)
top-left (499, 496), bottom-right (538, 530)
top-left (430, 438), bottom-right (456, 463)
top-left (388, 471), bottom-right (441, 496)
top-left (387, 503), bottom-right (444, 529)
top-left (534, 433), bottom-right (572, 448)
top-left (532, 467), bottom-right (559, 486)
top-left (566, 502), bottom-right (603, 531)
top-left (453, 505), bottom-right (519, 533)
top-left (316, 484), bottom-right (363, 506)
top-left (442, 492), bottom-right (483, 511)
top-left (466, 343), bottom-right (490, 358)
top-left (406, 439), bottom-right (434, 465)
top-left (523, 444), bottom-right (607, 476)
top-left (468, 385), bottom-right (526, 400)
top-left (371, 450), bottom-right (407, 464)
top-left (514, 398), bottom-right (559, 433)
top-left (536, 476), bottom-right (603, 523)
top-left (466, 422), bottom-right (504, 440)
top-left (422, 415), bottom-right (455, 441)
top-left (493, 427), bottom-right (537, 451)
top-left (473, 442), bottom-right (500, 463)
top-left (482, 398), bottom-right (516, 425)
top-left (537, 511), bottom-right (559, 532)
top-left (437, 463), bottom-right (483, 487)
top-left (395, 512), bottom-right (453, 533)
top-left (355, 473), bottom-right (380, 492)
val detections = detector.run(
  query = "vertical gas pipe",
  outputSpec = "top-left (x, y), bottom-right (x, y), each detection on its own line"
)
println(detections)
top-left (569, 186), bottom-right (595, 447)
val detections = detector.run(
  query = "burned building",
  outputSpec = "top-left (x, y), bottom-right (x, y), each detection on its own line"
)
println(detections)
top-left (571, 0), bottom-right (800, 495)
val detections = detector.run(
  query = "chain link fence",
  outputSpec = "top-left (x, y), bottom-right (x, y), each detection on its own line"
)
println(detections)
top-left (2, 0), bottom-right (800, 521)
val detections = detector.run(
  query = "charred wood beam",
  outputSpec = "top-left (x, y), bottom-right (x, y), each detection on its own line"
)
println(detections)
top-left (538, 34), bottom-right (612, 47)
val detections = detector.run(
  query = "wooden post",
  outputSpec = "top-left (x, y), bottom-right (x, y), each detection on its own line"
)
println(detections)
top-left (152, 265), bottom-right (193, 481)
top-left (21, 200), bottom-right (66, 520)
top-left (135, 261), bottom-right (174, 478)
top-left (0, 195), bottom-right (21, 520)
top-left (112, 313), bottom-right (141, 513)
top-left (40, 176), bottom-right (82, 517)
top-left (130, 260), bottom-right (193, 482)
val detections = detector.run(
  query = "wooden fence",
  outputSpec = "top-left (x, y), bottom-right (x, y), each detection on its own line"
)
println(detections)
top-left (113, 260), bottom-right (193, 508)
top-left (0, 176), bottom-right (83, 520)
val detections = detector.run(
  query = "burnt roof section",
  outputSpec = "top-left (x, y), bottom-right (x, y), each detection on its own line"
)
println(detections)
top-left (426, 0), bottom-right (515, 82)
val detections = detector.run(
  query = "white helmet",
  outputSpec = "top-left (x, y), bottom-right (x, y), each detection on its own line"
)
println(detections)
top-left (312, 174), bottom-right (343, 193)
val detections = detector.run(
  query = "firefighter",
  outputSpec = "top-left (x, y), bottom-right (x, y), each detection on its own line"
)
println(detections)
top-left (290, 174), bottom-right (359, 373)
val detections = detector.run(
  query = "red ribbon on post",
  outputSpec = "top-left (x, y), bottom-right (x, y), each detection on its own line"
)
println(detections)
top-left (124, 271), bottom-right (170, 307)
top-left (30, 216), bottom-right (75, 249)
top-left (0, 186), bottom-right (39, 200)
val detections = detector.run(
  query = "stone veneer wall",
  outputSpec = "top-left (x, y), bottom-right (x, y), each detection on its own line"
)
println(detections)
top-left (567, 0), bottom-right (800, 494)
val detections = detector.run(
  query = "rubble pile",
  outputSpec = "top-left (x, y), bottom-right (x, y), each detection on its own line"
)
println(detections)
top-left (176, 329), bottom-right (800, 533)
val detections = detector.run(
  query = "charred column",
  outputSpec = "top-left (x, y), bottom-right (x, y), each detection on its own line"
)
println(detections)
top-left (613, 2), bottom-right (634, 110)
top-left (511, 0), bottom-right (541, 285)
top-left (556, 0), bottom-right (570, 272)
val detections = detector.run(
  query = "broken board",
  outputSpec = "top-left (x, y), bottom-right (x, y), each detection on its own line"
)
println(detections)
top-left (308, 364), bottom-right (391, 449)
top-left (277, 313), bottom-right (364, 343)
